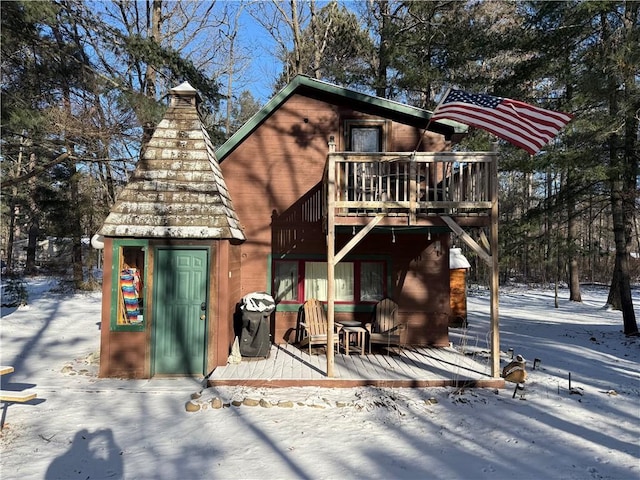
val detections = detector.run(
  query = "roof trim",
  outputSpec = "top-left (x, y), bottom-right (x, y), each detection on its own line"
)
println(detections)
top-left (216, 75), bottom-right (467, 162)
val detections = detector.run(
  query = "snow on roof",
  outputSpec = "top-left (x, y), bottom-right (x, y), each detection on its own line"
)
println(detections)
top-left (98, 83), bottom-right (245, 241)
top-left (450, 248), bottom-right (471, 269)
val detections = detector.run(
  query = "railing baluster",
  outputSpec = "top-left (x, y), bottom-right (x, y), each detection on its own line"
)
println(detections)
top-left (326, 152), bottom-right (496, 216)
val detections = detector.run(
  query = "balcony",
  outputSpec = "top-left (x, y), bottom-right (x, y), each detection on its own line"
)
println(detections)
top-left (323, 151), bottom-right (498, 228)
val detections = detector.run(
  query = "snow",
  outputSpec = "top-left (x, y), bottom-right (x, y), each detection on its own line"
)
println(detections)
top-left (1, 277), bottom-right (639, 480)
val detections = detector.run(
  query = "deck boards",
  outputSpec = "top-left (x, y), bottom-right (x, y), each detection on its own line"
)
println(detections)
top-left (208, 344), bottom-right (504, 389)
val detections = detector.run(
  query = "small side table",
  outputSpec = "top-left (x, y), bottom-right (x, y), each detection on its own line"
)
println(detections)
top-left (342, 326), bottom-right (367, 355)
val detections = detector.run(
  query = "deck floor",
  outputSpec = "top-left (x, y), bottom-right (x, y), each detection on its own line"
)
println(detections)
top-left (208, 343), bottom-right (504, 389)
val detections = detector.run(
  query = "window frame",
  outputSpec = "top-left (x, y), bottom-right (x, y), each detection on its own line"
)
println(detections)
top-left (270, 255), bottom-right (390, 312)
top-left (344, 119), bottom-right (389, 152)
top-left (110, 239), bottom-right (148, 332)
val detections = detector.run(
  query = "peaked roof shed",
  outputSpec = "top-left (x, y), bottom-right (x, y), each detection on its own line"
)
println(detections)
top-left (99, 81), bottom-right (244, 241)
top-left (97, 82), bottom-right (244, 379)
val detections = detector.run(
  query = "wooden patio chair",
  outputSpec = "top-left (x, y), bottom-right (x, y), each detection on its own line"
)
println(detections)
top-left (365, 298), bottom-right (405, 353)
top-left (299, 299), bottom-right (342, 355)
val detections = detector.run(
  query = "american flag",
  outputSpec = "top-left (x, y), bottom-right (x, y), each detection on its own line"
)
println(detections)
top-left (431, 89), bottom-right (574, 155)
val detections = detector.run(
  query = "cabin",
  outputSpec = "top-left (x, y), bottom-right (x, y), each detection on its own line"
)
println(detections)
top-left (217, 76), bottom-right (500, 381)
top-left (96, 76), bottom-right (501, 384)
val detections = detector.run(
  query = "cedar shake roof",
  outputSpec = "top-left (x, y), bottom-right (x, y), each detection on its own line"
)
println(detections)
top-left (216, 75), bottom-right (468, 162)
top-left (98, 82), bottom-right (245, 241)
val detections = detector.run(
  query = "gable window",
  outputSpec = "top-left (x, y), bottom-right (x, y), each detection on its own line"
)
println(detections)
top-left (272, 259), bottom-right (386, 304)
top-left (343, 121), bottom-right (389, 203)
top-left (351, 127), bottom-right (381, 152)
top-left (345, 120), bottom-right (387, 152)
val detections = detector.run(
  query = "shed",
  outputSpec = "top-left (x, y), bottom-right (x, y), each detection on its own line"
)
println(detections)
top-left (96, 82), bottom-right (245, 378)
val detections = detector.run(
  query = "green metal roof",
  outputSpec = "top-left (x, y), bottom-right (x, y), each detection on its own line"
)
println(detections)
top-left (215, 75), bottom-right (468, 162)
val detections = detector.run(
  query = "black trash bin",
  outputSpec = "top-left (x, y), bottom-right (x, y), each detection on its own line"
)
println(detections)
top-left (239, 292), bottom-right (275, 357)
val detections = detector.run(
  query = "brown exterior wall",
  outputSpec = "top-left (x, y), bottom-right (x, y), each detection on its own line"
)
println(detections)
top-left (222, 94), bottom-right (334, 294)
top-left (390, 232), bottom-right (451, 346)
top-left (210, 240), bottom-right (243, 370)
top-left (99, 238), bottom-right (148, 378)
top-left (99, 238), bottom-right (238, 378)
top-left (221, 92), bottom-right (453, 351)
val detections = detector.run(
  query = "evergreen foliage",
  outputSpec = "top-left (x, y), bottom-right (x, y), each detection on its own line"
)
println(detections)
top-left (0, 0), bottom-right (636, 332)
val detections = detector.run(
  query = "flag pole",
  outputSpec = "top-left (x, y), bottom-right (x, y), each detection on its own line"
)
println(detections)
top-left (413, 87), bottom-right (452, 154)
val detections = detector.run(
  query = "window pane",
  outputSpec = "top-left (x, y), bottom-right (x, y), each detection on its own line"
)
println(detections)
top-left (118, 246), bottom-right (145, 325)
top-left (351, 127), bottom-right (380, 152)
top-left (304, 262), bottom-right (354, 302)
top-left (360, 262), bottom-right (384, 301)
top-left (305, 262), bottom-right (327, 301)
top-left (274, 261), bottom-right (298, 301)
top-left (335, 263), bottom-right (354, 301)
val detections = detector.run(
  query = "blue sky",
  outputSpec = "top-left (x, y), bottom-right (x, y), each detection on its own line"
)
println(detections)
top-left (236, 1), bottom-right (354, 103)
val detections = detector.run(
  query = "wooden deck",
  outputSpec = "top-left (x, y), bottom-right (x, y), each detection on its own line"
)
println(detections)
top-left (208, 344), bottom-right (504, 389)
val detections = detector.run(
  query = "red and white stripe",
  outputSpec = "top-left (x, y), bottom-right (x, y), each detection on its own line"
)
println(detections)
top-left (431, 91), bottom-right (573, 155)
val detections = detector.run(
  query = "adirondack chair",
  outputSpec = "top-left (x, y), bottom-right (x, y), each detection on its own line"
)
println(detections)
top-left (365, 298), bottom-right (405, 353)
top-left (299, 299), bottom-right (342, 355)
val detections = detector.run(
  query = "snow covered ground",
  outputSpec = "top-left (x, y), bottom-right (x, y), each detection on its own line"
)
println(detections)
top-left (1, 277), bottom-right (638, 480)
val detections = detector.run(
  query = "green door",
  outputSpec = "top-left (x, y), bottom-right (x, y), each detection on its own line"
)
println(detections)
top-left (153, 248), bottom-right (209, 375)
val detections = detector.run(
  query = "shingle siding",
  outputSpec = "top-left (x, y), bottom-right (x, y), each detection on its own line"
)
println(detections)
top-left (98, 82), bottom-right (245, 241)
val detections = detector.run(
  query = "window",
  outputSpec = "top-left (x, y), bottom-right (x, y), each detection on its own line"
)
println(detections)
top-left (273, 261), bottom-right (298, 302)
top-left (344, 120), bottom-right (387, 152)
top-left (305, 261), bottom-right (354, 301)
top-left (273, 259), bottom-right (386, 304)
top-left (351, 127), bottom-right (381, 152)
top-left (111, 240), bottom-right (147, 331)
top-left (360, 262), bottom-right (385, 302)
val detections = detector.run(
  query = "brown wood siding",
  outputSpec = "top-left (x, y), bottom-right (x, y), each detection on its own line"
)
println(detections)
top-left (383, 231), bottom-right (450, 346)
top-left (98, 237), bottom-right (113, 377)
top-left (267, 231), bottom-right (450, 347)
top-left (222, 94), bottom-right (338, 297)
top-left (211, 241), bottom-right (243, 369)
top-left (391, 122), bottom-right (447, 152)
top-left (209, 242), bottom-right (221, 370)
top-left (99, 238), bottom-right (147, 378)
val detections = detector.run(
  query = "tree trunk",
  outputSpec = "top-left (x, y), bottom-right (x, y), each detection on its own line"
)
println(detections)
top-left (618, 1), bottom-right (638, 335)
top-left (225, 29), bottom-right (236, 137)
top-left (310, 0), bottom-right (323, 79)
top-left (6, 132), bottom-right (27, 273)
top-left (606, 2), bottom-right (638, 336)
top-left (6, 196), bottom-right (17, 274)
top-left (25, 153), bottom-right (39, 275)
top-left (375, 0), bottom-right (390, 98)
top-left (567, 170), bottom-right (581, 302)
top-left (141, 0), bottom-right (162, 150)
top-left (607, 183), bottom-right (637, 334)
top-left (544, 168), bottom-right (553, 283)
top-left (290, 0), bottom-right (303, 75)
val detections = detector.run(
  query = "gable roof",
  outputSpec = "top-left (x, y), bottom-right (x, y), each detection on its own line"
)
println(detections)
top-left (98, 82), bottom-right (245, 241)
top-left (216, 75), bottom-right (468, 162)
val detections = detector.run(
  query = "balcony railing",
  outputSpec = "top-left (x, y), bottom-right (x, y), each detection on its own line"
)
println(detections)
top-left (323, 152), bottom-right (498, 222)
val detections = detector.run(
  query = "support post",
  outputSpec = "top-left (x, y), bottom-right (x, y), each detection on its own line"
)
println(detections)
top-left (490, 143), bottom-right (500, 378)
top-left (326, 148), bottom-right (336, 377)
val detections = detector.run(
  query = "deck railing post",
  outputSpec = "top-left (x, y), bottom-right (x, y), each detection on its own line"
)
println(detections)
top-left (409, 154), bottom-right (417, 224)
